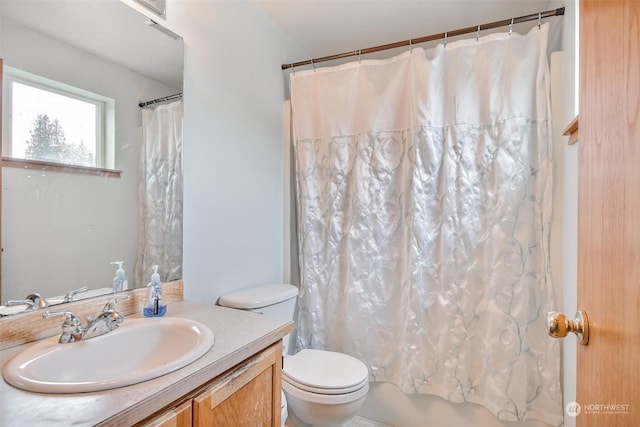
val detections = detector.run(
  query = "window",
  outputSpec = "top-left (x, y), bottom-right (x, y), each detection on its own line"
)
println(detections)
top-left (2, 67), bottom-right (114, 169)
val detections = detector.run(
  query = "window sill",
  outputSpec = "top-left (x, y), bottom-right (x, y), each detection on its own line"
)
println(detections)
top-left (1, 157), bottom-right (122, 178)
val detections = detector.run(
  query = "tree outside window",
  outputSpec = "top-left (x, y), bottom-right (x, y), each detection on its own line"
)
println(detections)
top-left (25, 114), bottom-right (94, 167)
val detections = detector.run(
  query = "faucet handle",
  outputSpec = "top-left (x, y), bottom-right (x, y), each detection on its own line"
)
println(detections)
top-left (42, 310), bottom-right (81, 334)
top-left (63, 287), bottom-right (90, 303)
top-left (43, 310), bottom-right (79, 323)
top-left (6, 299), bottom-right (37, 311)
top-left (102, 295), bottom-right (130, 312)
top-left (43, 310), bottom-right (83, 343)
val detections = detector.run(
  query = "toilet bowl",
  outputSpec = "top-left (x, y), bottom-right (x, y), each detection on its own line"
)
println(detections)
top-left (218, 284), bottom-right (370, 427)
top-left (282, 349), bottom-right (369, 426)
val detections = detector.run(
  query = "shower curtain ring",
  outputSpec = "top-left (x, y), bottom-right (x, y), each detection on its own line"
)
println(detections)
top-left (444, 32), bottom-right (448, 47)
top-left (409, 39), bottom-right (413, 52)
top-left (358, 49), bottom-right (362, 63)
top-left (538, 12), bottom-right (542, 29)
top-left (509, 18), bottom-right (514, 36)
top-left (311, 58), bottom-right (316, 71)
top-left (476, 25), bottom-right (480, 41)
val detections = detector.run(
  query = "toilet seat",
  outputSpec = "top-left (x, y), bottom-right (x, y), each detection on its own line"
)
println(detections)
top-left (282, 377), bottom-right (370, 405)
top-left (283, 374), bottom-right (368, 395)
top-left (283, 349), bottom-right (369, 394)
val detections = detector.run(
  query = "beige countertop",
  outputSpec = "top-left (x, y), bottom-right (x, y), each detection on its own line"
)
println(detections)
top-left (0, 300), bottom-right (293, 427)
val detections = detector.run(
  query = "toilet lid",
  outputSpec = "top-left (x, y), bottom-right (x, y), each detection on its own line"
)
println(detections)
top-left (283, 349), bottom-right (369, 390)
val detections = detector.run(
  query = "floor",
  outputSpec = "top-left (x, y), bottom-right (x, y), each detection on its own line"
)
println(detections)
top-left (285, 414), bottom-right (391, 427)
top-left (348, 416), bottom-right (392, 427)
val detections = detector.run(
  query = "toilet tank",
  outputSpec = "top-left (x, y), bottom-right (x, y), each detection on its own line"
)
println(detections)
top-left (218, 283), bottom-right (299, 354)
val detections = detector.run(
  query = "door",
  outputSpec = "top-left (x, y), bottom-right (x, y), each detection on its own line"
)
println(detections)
top-left (577, 0), bottom-right (640, 425)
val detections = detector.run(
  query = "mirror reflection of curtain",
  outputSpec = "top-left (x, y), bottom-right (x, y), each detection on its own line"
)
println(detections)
top-left (135, 100), bottom-right (183, 287)
top-left (290, 25), bottom-right (561, 425)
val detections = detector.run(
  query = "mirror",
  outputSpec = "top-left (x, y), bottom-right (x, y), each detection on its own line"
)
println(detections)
top-left (0, 0), bottom-right (184, 314)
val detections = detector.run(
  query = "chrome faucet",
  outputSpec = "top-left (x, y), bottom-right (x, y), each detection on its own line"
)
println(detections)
top-left (62, 286), bottom-right (90, 303)
top-left (25, 293), bottom-right (50, 308)
top-left (5, 293), bottom-right (50, 313)
top-left (83, 299), bottom-right (126, 340)
top-left (43, 297), bottom-right (129, 343)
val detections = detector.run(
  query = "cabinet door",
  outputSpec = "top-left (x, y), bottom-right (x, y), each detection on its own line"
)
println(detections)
top-left (193, 343), bottom-right (282, 427)
top-left (139, 400), bottom-right (192, 427)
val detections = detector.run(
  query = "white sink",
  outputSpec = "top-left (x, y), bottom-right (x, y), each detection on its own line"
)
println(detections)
top-left (2, 317), bottom-right (214, 393)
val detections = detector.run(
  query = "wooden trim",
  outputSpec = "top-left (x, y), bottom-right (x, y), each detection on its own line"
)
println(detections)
top-left (1, 157), bottom-right (122, 178)
top-left (0, 279), bottom-right (183, 350)
top-left (563, 115), bottom-right (579, 145)
top-left (271, 342), bottom-right (283, 425)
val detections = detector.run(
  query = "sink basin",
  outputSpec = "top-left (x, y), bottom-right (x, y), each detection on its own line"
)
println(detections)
top-left (3, 317), bottom-right (214, 393)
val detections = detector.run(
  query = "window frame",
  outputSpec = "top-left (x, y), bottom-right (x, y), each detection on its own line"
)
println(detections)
top-left (1, 66), bottom-right (118, 175)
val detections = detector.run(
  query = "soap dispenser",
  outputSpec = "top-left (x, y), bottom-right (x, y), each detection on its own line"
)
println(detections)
top-left (110, 261), bottom-right (128, 293)
top-left (143, 265), bottom-right (166, 317)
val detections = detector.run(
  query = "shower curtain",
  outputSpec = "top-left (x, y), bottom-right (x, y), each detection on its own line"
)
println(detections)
top-left (290, 24), bottom-right (561, 425)
top-left (135, 99), bottom-right (183, 286)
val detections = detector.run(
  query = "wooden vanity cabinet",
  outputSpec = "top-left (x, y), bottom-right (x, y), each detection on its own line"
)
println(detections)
top-left (139, 342), bottom-right (282, 427)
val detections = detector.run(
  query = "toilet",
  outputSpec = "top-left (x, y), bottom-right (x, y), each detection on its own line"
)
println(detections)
top-left (218, 283), bottom-right (369, 427)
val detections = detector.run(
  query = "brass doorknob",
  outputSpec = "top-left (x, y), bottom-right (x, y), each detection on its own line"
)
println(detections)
top-left (546, 310), bottom-right (589, 345)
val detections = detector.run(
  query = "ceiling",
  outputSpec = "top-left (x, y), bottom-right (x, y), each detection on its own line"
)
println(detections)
top-left (0, 0), bottom-right (183, 89)
top-left (253, 0), bottom-right (562, 67)
top-left (0, 1), bottom-right (562, 86)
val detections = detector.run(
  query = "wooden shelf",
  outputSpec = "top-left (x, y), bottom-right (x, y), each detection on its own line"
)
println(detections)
top-left (563, 115), bottom-right (579, 145)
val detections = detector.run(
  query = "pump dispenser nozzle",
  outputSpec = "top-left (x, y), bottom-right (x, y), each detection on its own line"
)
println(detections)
top-left (111, 261), bottom-right (124, 274)
top-left (110, 261), bottom-right (128, 292)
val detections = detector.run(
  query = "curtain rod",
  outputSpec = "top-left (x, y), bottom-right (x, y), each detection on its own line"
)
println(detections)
top-left (281, 7), bottom-right (565, 70)
top-left (138, 93), bottom-right (183, 108)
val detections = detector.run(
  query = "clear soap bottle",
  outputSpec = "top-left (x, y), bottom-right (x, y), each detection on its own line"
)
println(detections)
top-left (143, 265), bottom-right (166, 317)
top-left (110, 261), bottom-right (128, 293)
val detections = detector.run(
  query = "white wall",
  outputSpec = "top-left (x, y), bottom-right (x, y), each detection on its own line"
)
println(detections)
top-left (1, 18), bottom-right (177, 299)
top-left (151, 0), bottom-right (305, 304)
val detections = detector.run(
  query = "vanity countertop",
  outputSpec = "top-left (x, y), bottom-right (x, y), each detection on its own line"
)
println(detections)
top-left (0, 300), bottom-right (293, 427)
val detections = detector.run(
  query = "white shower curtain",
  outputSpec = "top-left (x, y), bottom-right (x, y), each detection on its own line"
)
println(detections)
top-left (290, 24), bottom-right (561, 426)
top-left (135, 99), bottom-right (183, 286)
